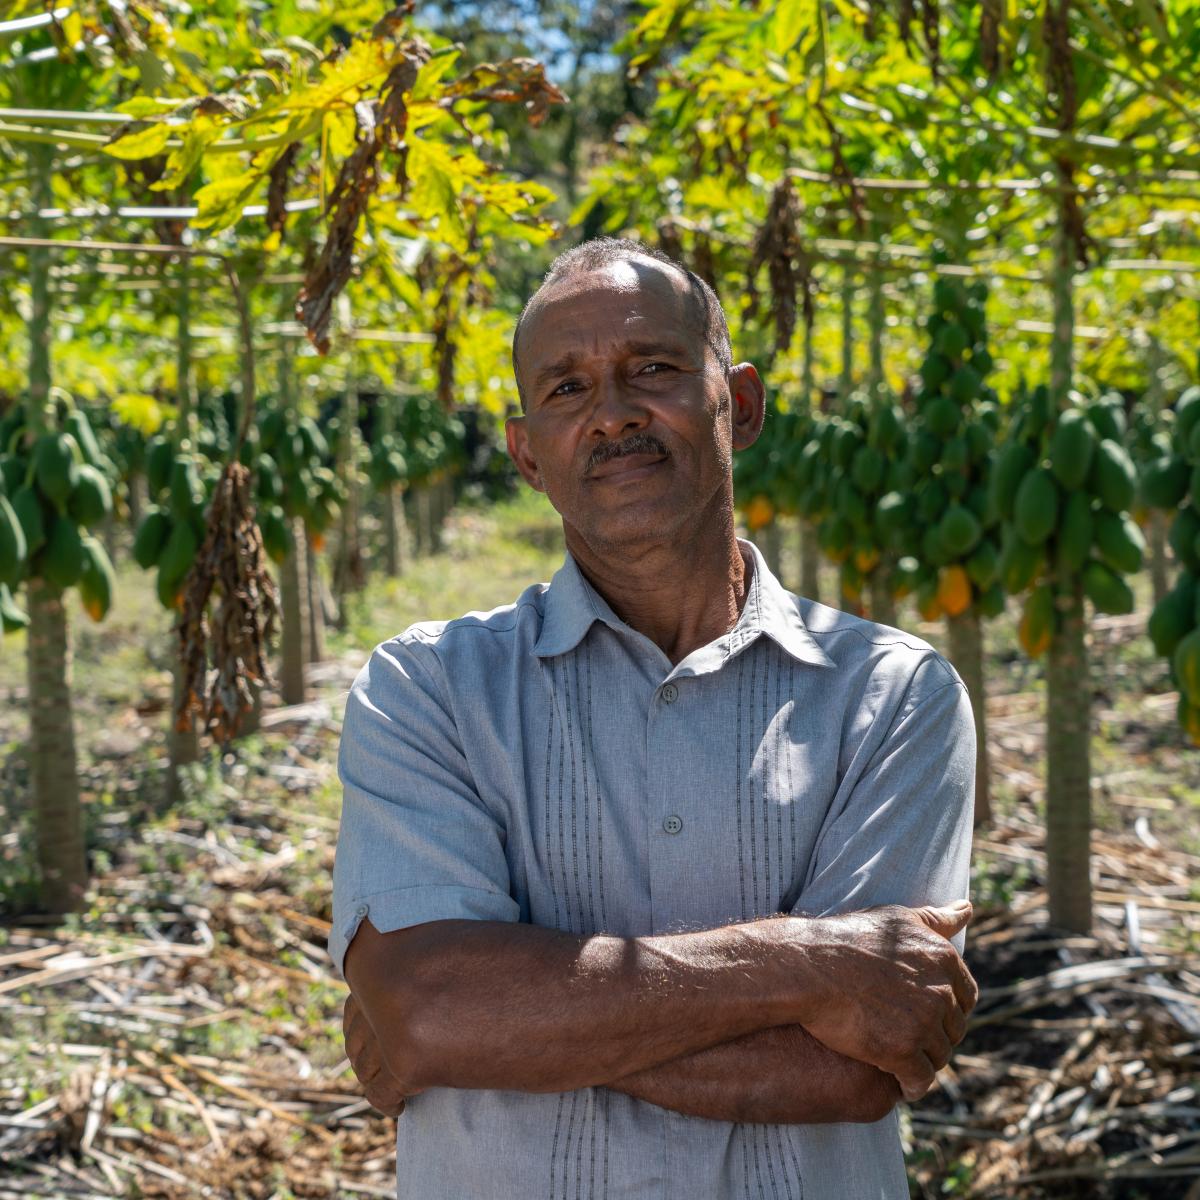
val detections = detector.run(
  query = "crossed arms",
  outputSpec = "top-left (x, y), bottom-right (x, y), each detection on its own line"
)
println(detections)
top-left (342, 900), bottom-right (977, 1126)
top-left (334, 642), bottom-right (979, 1127)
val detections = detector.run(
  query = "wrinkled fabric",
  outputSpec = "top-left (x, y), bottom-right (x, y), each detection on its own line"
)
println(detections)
top-left (331, 539), bottom-right (976, 1200)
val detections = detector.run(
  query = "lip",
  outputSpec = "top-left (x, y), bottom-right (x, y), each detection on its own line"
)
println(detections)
top-left (587, 453), bottom-right (668, 481)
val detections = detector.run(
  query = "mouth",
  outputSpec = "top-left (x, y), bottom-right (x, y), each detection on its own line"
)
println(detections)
top-left (586, 452), bottom-right (668, 481)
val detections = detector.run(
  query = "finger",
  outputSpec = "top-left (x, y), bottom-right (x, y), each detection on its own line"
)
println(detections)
top-left (913, 901), bottom-right (972, 937)
top-left (943, 1000), bottom-right (967, 1046)
top-left (923, 1028), bottom-right (954, 1074)
top-left (898, 1052), bottom-right (937, 1103)
top-left (946, 956), bottom-right (979, 1016)
top-left (365, 1086), bottom-right (407, 1118)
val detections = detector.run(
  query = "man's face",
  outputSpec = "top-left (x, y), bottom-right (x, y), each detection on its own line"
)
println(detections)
top-left (506, 257), bottom-right (763, 554)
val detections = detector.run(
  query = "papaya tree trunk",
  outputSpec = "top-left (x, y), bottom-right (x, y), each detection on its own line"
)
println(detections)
top-left (840, 267), bottom-right (855, 397)
top-left (799, 519), bottom-right (821, 604)
top-left (25, 144), bottom-right (86, 914)
top-left (759, 519), bottom-right (783, 580)
top-left (1046, 581), bottom-right (1092, 932)
top-left (166, 254), bottom-right (198, 795)
top-left (279, 516), bottom-right (309, 705)
top-left (1149, 510), bottom-right (1169, 607)
top-left (306, 532), bottom-right (327, 666)
top-left (868, 569), bottom-right (896, 627)
top-left (414, 483), bottom-right (435, 556)
top-left (867, 258), bottom-right (884, 397)
top-left (1046, 162), bottom-right (1092, 933)
top-left (27, 577), bottom-right (87, 913)
top-left (127, 471), bottom-right (144, 531)
top-left (383, 484), bottom-right (408, 577)
top-left (947, 608), bottom-right (992, 828)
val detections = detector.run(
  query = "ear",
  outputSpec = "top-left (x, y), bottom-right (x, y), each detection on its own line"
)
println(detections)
top-left (727, 363), bottom-right (766, 451)
top-left (505, 415), bottom-right (546, 493)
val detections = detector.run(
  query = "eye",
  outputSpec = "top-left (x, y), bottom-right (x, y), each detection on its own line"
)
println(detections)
top-left (550, 379), bottom-right (583, 397)
top-left (639, 362), bottom-right (674, 375)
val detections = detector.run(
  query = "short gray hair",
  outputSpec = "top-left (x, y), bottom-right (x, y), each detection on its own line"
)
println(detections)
top-left (511, 236), bottom-right (733, 408)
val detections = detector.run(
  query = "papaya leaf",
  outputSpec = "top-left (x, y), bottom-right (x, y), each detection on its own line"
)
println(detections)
top-left (103, 122), bottom-right (173, 160)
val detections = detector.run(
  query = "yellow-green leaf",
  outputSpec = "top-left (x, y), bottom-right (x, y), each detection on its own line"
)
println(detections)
top-left (191, 171), bottom-right (261, 231)
top-left (104, 123), bottom-right (172, 161)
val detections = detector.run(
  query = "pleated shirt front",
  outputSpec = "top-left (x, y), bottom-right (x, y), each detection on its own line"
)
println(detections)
top-left (329, 539), bottom-right (976, 1200)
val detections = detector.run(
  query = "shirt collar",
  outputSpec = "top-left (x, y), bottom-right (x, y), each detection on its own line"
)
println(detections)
top-left (534, 539), bottom-right (835, 671)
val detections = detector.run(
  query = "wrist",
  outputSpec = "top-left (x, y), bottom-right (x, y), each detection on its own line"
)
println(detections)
top-left (741, 915), bottom-right (826, 1027)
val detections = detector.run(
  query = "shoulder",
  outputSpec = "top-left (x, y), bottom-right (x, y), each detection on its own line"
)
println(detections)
top-left (797, 596), bottom-right (964, 720)
top-left (352, 581), bottom-right (550, 706)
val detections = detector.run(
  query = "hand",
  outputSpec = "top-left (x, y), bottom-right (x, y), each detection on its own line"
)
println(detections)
top-left (343, 990), bottom-right (418, 1117)
top-left (788, 901), bottom-right (979, 1104)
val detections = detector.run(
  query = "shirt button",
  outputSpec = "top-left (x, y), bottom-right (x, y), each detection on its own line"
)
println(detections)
top-left (355, 904), bottom-right (369, 917)
top-left (663, 814), bottom-right (683, 835)
top-left (661, 683), bottom-right (678, 704)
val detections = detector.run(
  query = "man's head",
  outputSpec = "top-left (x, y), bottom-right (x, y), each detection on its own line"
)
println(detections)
top-left (505, 237), bottom-right (765, 557)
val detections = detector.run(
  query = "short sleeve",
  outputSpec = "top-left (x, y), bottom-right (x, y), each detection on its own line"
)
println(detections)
top-left (328, 636), bottom-right (520, 982)
top-left (791, 661), bottom-right (976, 954)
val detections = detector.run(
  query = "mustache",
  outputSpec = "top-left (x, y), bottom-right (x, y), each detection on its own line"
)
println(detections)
top-left (586, 433), bottom-right (669, 475)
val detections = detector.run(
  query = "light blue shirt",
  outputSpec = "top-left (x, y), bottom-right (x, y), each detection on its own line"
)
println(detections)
top-left (330, 539), bottom-right (975, 1199)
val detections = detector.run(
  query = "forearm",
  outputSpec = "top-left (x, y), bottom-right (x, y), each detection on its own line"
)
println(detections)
top-left (606, 1025), bottom-right (900, 1125)
top-left (346, 915), bottom-right (802, 1096)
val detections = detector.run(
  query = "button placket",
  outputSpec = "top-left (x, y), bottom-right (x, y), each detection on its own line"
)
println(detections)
top-left (661, 682), bottom-right (678, 704)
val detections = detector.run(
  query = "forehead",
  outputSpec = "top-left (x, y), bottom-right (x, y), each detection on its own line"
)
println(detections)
top-left (519, 259), bottom-right (700, 374)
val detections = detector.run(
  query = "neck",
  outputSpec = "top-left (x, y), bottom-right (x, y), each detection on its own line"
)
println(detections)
top-left (564, 500), bottom-right (752, 666)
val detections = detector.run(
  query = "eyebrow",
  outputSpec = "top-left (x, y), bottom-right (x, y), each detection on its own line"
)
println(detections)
top-left (531, 340), bottom-right (693, 391)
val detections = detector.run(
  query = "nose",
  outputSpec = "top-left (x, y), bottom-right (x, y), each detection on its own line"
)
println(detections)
top-left (588, 373), bottom-right (650, 441)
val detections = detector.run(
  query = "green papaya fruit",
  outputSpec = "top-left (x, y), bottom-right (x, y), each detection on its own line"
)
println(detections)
top-left (1088, 439), bottom-right (1136, 513)
top-left (156, 560), bottom-right (184, 611)
top-left (67, 464), bottom-right (112, 528)
top-left (11, 487), bottom-right (45, 557)
top-left (1149, 576), bottom-right (1197, 658)
top-left (133, 507), bottom-right (172, 570)
top-left (1139, 456), bottom-right (1189, 510)
top-left (1094, 510), bottom-right (1145, 575)
top-left (868, 404), bottom-right (902, 453)
top-left (1170, 506), bottom-right (1200, 573)
top-left (78, 535), bottom-right (114, 622)
top-left (157, 520), bottom-right (198, 589)
top-left (940, 437), bottom-right (968, 474)
top-left (949, 365), bottom-right (982, 404)
top-left (989, 442), bottom-right (1035, 522)
top-left (1173, 626), bottom-right (1200, 706)
top-left (921, 525), bottom-right (950, 568)
top-left (256, 454), bottom-right (282, 502)
top-left (1083, 560), bottom-right (1135, 615)
top-left (0, 582), bottom-right (29, 633)
top-left (935, 323), bottom-right (967, 360)
top-left (1057, 491), bottom-right (1093, 574)
top-left (298, 417), bottom-right (329, 460)
top-left (925, 397), bottom-right (959, 439)
top-left (39, 515), bottom-right (86, 589)
top-left (1000, 530), bottom-right (1043, 594)
top-left (1086, 400), bottom-right (1125, 444)
top-left (145, 435), bottom-right (174, 495)
top-left (971, 347), bottom-right (993, 376)
top-left (32, 432), bottom-right (79, 513)
top-left (910, 430), bottom-right (941, 474)
top-left (917, 479), bottom-right (949, 524)
top-left (964, 421), bottom-right (991, 466)
top-left (874, 491), bottom-right (911, 537)
top-left (168, 456), bottom-right (204, 520)
top-left (965, 540), bottom-right (999, 590)
top-left (0, 494), bottom-right (26, 586)
top-left (64, 409), bottom-right (103, 469)
top-left (1013, 467), bottom-right (1059, 545)
top-left (851, 445), bottom-right (884, 493)
top-left (977, 581), bottom-right (1006, 618)
top-left (1174, 385), bottom-right (1200, 450)
top-left (1048, 409), bottom-right (1096, 491)
top-left (919, 353), bottom-right (951, 391)
top-left (260, 506), bottom-right (293, 564)
top-left (834, 426), bottom-right (859, 470)
top-left (938, 504), bottom-right (982, 558)
top-left (0, 453), bottom-right (21, 496)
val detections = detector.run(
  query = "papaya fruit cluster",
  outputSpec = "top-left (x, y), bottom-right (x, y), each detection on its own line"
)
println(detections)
top-left (993, 386), bottom-right (1142, 656)
top-left (133, 434), bottom-right (215, 610)
top-left (0, 403), bottom-right (116, 627)
top-left (809, 393), bottom-right (910, 608)
top-left (389, 393), bottom-right (467, 490)
top-left (904, 277), bottom-right (1003, 622)
top-left (255, 408), bottom-right (343, 559)
top-left (1145, 386), bottom-right (1200, 742)
top-left (734, 401), bottom-right (805, 533)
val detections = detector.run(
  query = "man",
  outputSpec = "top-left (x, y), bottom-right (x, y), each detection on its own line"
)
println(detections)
top-left (329, 238), bottom-right (979, 1199)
